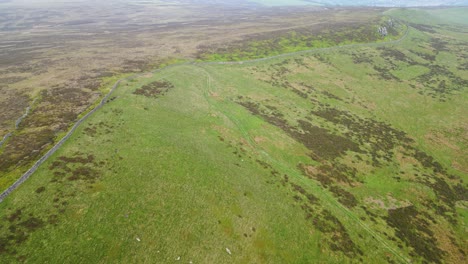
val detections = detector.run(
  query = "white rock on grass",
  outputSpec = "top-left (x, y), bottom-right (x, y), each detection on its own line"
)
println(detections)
top-left (136, 237), bottom-right (141, 242)
top-left (225, 248), bottom-right (232, 255)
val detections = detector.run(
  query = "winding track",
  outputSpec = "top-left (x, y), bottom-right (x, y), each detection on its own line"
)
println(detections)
top-left (0, 23), bottom-right (410, 204)
top-left (203, 23), bottom-right (409, 65)
top-left (196, 65), bottom-right (411, 264)
top-left (0, 21), bottom-right (412, 262)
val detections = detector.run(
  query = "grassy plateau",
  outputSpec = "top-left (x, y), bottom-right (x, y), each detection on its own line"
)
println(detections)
top-left (0, 6), bottom-right (467, 264)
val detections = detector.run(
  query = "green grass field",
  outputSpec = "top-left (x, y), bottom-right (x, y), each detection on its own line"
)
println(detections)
top-left (0, 8), bottom-right (466, 264)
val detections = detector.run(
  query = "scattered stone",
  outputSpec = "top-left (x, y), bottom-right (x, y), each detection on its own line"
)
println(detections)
top-left (226, 248), bottom-right (232, 255)
top-left (176, 256), bottom-right (181, 261)
top-left (378, 26), bottom-right (388, 37)
top-left (136, 237), bottom-right (141, 242)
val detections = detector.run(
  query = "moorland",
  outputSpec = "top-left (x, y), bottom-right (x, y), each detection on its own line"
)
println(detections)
top-left (0, 1), bottom-right (467, 263)
top-left (0, 0), bottom-right (392, 190)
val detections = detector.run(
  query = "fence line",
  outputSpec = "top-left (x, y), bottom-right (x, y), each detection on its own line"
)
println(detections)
top-left (15, 105), bottom-right (31, 129)
top-left (0, 133), bottom-right (12, 149)
top-left (0, 24), bottom-right (409, 202)
top-left (0, 62), bottom-right (190, 202)
top-left (0, 79), bottom-right (124, 202)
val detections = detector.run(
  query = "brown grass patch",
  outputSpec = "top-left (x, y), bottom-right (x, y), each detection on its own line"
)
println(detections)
top-left (364, 195), bottom-right (412, 210)
top-left (425, 132), bottom-right (460, 151)
top-left (254, 136), bottom-right (265, 143)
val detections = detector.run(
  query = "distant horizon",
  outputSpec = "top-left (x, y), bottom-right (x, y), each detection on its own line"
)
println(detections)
top-left (247, 0), bottom-right (468, 7)
top-left (2, 0), bottom-right (468, 7)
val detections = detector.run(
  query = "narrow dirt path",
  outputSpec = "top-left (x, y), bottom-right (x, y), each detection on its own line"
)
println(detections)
top-left (0, 22), bottom-right (410, 204)
top-left (0, 21), bottom-right (413, 262)
top-left (195, 65), bottom-right (411, 264)
top-left (202, 22), bottom-right (409, 66)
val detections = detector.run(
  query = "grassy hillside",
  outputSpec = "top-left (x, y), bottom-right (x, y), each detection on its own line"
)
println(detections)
top-left (0, 8), bottom-right (466, 264)
top-left (196, 14), bottom-right (406, 61)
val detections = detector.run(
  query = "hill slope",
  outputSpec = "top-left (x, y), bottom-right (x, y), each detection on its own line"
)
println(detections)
top-left (0, 7), bottom-right (466, 264)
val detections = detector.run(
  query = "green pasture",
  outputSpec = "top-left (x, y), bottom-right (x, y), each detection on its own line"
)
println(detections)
top-left (0, 7), bottom-right (466, 264)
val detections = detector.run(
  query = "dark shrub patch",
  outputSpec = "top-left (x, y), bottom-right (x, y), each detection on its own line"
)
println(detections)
top-left (409, 23), bottom-right (437, 34)
top-left (321, 91), bottom-right (342, 101)
top-left (133, 80), bottom-right (174, 98)
top-left (0, 128), bottom-right (55, 171)
top-left (35, 187), bottom-right (46, 193)
top-left (351, 52), bottom-right (374, 64)
top-left (378, 47), bottom-right (416, 65)
top-left (430, 38), bottom-right (449, 52)
top-left (239, 100), bottom-right (361, 160)
top-left (0, 210), bottom-right (45, 258)
top-left (410, 50), bottom-right (436, 62)
top-left (292, 120), bottom-right (361, 160)
top-left (48, 152), bottom-right (100, 184)
top-left (387, 206), bottom-right (446, 263)
top-left (411, 148), bottom-right (445, 174)
top-left (373, 65), bottom-right (399, 81)
top-left (311, 107), bottom-right (412, 165)
top-left (20, 217), bottom-right (44, 232)
top-left (68, 166), bottom-right (98, 181)
top-left (7, 209), bottom-right (22, 223)
top-left (299, 163), bottom-right (359, 186)
top-left (311, 209), bottom-right (362, 258)
top-left (329, 185), bottom-right (358, 208)
top-left (417, 64), bottom-right (466, 97)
